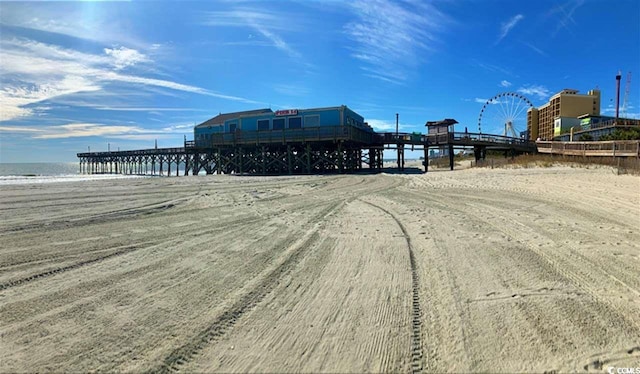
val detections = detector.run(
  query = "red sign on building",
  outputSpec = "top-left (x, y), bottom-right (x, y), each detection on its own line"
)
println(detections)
top-left (275, 109), bottom-right (298, 116)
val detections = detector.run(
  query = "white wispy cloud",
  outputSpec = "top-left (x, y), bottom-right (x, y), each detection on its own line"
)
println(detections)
top-left (93, 107), bottom-right (205, 112)
top-left (33, 123), bottom-right (145, 139)
top-left (0, 75), bottom-right (102, 121)
top-left (252, 24), bottom-right (301, 59)
top-left (202, 8), bottom-right (302, 60)
top-left (522, 41), bottom-right (546, 56)
top-left (344, 0), bottom-right (448, 83)
top-left (603, 104), bottom-right (639, 119)
top-left (104, 46), bottom-right (150, 70)
top-left (0, 123), bottom-right (144, 139)
top-left (366, 119), bottom-right (395, 132)
top-left (0, 121), bottom-right (192, 140)
top-left (468, 98), bottom-right (506, 105)
top-left (0, 3), bottom-right (150, 50)
top-left (517, 85), bottom-right (550, 100)
top-left (0, 38), bottom-right (259, 121)
top-left (202, 9), bottom-right (290, 30)
top-left (548, 0), bottom-right (585, 36)
top-left (497, 14), bottom-right (524, 43)
top-left (222, 40), bottom-right (273, 47)
top-left (161, 123), bottom-right (195, 132)
top-left (272, 84), bottom-right (310, 97)
top-left (500, 80), bottom-right (512, 87)
top-left (366, 119), bottom-right (410, 132)
top-left (0, 126), bottom-right (45, 133)
top-left (108, 134), bottom-right (178, 141)
top-left (471, 60), bottom-right (516, 77)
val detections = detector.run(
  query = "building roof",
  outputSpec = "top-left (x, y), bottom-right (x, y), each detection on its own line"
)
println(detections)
top-left (195, 108), bottom-right (273, 128)
top-left (425, 118), bottom-right (458, 127)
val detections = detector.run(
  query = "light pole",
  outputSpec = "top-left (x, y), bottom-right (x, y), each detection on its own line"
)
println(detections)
top-left (396, 113), bottom-right (402, 170)
top-left (395, 113), bottom-right (399, 137)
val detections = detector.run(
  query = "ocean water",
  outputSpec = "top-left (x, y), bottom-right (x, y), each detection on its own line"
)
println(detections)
top-left (0, 162), bottom-right (80, 176)
top-left (0, 163), bottom-right (147, 185)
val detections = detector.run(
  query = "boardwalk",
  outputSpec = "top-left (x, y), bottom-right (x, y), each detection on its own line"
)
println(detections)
top-left (537, 140), bottom-right (640, 157)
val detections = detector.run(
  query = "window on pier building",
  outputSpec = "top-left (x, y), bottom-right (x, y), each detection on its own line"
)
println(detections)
top-left (229, 123), bottom-right (237, 132)
top-left (273, 118), bottom-right (285, 130)
top-left (305, 115), bottom-right (320, 128)
top-left (288, 117), bottom-right (302, 129)
top-left (258, 119), bottom-right (270, 131)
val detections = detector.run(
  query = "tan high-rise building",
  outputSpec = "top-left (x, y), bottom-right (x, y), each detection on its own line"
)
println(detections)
top-left (527, 89), bottom-right (600, 140)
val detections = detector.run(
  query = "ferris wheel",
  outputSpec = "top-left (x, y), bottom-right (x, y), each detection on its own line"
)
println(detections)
top-left (478, 92), bottom-right (534, 137)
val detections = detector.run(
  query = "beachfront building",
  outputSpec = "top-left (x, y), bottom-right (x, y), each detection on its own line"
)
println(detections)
top-left (527, 88), bottom-right (600, 140)
top-left (553, 115), bottom-right (640, 141)
top-left (187, 105), bottom-right (386, 174)
top-left (194, 106), bottom-right (372, 146)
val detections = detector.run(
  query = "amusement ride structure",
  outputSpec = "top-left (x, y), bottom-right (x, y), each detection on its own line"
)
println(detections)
top-left (478, 92), bottom-right (534, 138)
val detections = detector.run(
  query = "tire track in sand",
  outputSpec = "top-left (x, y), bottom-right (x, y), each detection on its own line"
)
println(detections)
top-left (0, 242), bottom-right (146, 291)
top-left (453, 198), bottom-right (640, 372)
top-left (0, 210), bottom-right (270, 270)
top-left (150, 199), bottom-right (345, 374)
top-left (0, 190), bottom-right (357, 292)
top-left (0, 211), bottom-right (278, 290)
top-left (359, 200), bottom-right (424, 374)
top-left (0, 199), bottom-right (183, 235)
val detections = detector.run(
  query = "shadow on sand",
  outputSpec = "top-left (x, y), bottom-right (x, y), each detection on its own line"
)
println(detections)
top-left (380, 167), bottom-right (425, 175)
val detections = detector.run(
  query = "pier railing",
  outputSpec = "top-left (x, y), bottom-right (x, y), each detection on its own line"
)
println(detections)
top-left (537, 140), bottom-right (640, 157)
top-left (198, 126), bottom-right (381, 147)
top-left (380, 131), bottom-right (533, 148)
top-left (77, 147), bottom-right (186, 157)
top-left (450, 132), bottom-right (530, 144)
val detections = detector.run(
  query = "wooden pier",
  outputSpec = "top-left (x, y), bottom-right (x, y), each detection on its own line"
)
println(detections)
top-left (78, 126), bottom-right (385, 176)
top-left (77, 126), bottom-right (537, 175)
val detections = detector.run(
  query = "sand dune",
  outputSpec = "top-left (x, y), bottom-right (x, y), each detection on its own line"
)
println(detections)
top-left (0, 166), bottom-right (638, 373)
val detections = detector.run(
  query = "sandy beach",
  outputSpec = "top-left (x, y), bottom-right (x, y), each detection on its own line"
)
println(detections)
top-left (1, 164), bottom-right (639, 373)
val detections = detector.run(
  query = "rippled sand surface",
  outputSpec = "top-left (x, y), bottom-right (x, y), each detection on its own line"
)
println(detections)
top-left (1, 166), bottom-right (638, 373)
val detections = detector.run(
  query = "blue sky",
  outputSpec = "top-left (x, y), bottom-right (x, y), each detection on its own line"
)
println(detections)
top-left (1, 0), bottom-right (639, 162)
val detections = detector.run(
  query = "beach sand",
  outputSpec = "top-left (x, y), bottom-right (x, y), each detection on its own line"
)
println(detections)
top-left (1, 165), bottom-right (639, 373)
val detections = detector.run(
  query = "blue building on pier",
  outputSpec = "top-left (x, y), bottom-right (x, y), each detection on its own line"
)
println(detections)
top-left (194, 105), bottom-right (371, 147)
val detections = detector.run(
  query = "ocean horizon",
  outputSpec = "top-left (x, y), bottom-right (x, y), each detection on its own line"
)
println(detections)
top-left (0, 162), bottom-right (150, 185)
top-left (0, 162), bottom-right (80, 177)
